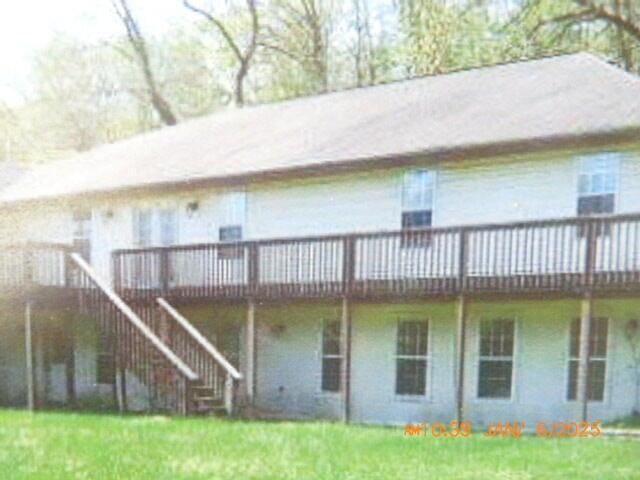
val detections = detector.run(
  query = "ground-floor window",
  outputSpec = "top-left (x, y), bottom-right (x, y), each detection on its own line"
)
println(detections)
top-left (567, 317), bottom-right (608, 402)
top-left (478, 318), bottom-right (515, 399)
top-left (321, 320), bottom-right (342, 392)
top-left (395, 320), bottom-right (429, 396)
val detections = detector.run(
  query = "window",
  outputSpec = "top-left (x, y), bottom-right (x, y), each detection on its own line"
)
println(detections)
top-left (218, 191), bottom-right (246, 259)
top-left (219, 225), bottom-right (242, 242)
top-left (159, 209), bottom-right (178, 247)
top-left (72, 210), bottom-right (92, 261)
top-left (567, 317), bottom-right (608, 402)
top-left (402, 170), bottom-right (434, 247)
top-left (132, 209), bottom-right (153, 247)
top-left (478, 319), bottom-right (514, 399)
top-left (577, 154), bottom-right (619, 236)
top-left (395, 320), bottom-right (429, 396)
top-left (321, 320), bottom-right (342, 392)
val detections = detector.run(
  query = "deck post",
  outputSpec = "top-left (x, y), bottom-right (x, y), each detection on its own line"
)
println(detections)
top-left (245, 299), bottom-right (256, 406)
top-left (25, 300), bottom-right (36, 411)
top-left (455, 294), bottom-right (468, 424)
top-left (340, 296), bottom-right (352, 423)
top-left (455, 228), bottom-right (469, 424)
top-left (65, 313), bottom-right (77, 406)
top-left (117, 366), bottom-right (128, 413)
top-left (577, 293), bottom-right (593, 422)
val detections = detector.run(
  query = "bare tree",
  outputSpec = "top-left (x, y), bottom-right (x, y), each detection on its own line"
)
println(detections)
top-left (533, 0), bottom-right (640, 69)
top-left (183, 0), bottom-right (259, 107)
top-left (111, 0), bottom-right (178, 125)
top-left (352, 0), bottom-right (377, 86)
top-left (260, 0), bottom-right (331, 93)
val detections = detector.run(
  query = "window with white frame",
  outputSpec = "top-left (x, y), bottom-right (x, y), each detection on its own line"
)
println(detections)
top-left (402, 170), bottom-right (435, 247)
top-left (159, 208), bottom-right (178, 247)
top-left (132, 209), bottom-right (153, 247)
top-left (478, 318), bottom-right (515, 399)
top-left (218, 191), bottom-right (246, 259)
top-left (72, 210), bottom-right (92, 261)
top-left (577, 154), bottom-right (619, 218)
top-left (567, 317), bottom-right (608, 402)
top-left (321, 320), bottom-right (342, 392)
top-left (395, 320), bottom-right (429, 396)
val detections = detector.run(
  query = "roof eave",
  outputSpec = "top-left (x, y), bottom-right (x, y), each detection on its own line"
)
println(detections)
top-left (2, 126), bottom-right (640, 208)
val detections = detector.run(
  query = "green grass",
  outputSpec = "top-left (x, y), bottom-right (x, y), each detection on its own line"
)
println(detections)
top-left (606, 414), bottom-right (640, 429)
top-left (0, 410), bottom-right (638, 480)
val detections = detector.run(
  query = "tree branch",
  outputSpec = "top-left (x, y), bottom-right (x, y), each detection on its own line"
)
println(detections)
top-left (111, 0), bottom-right (177, 125)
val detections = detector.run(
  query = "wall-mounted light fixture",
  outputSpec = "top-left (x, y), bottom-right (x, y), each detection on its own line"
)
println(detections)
top-left (186, 201), bottom-right (200, 217)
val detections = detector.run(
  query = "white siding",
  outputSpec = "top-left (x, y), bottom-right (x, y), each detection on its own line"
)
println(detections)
top-left (3, 146), bottom-right (640, 283)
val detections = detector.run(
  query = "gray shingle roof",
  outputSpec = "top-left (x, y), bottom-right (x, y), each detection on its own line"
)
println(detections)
top-left (3, 53), bottom-right (640, 204)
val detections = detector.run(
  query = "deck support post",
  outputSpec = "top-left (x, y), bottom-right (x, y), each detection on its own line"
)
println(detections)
top-left (340, 296), bottom-right (352, 423)
top-left (577, 293), bottom-right (593, 422)
top-left (245, 299), bottom-right (257, 406)
top-left (25, 300), bottom-right (36, 411)
top-left (65, 313), bottom-right (77, 407)
top-left (455, 294), bottom-right (467, 424)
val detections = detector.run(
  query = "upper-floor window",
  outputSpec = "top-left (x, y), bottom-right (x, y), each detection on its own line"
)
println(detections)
top-left (132, 209), bottom-right (153, 247)
top-left (567, 317), bottom-right (608, 402)
top-left (159, 209), bottom-right (178, 247)
top-left (577, 154), bottom-right (619, 217)
top-left (218, 191), bottom-right (246, 259)
top-left (395, 320), bottom-right (429, 396)
top-left (132, 208), bottom-right (178, 248)
top-left (402, 170), bottom-right (435, 247)
top-left (72, 210), bottom-right (92, 261)
top-left (321, 320), bottom-right (342, 393)
top-left (218, 191), bottom-right (246, 239)
top-left (478, 318), bottom-right (515, 399)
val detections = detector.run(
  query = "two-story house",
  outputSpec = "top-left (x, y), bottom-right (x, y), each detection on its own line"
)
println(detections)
top-left (1, 52), bottom-right (640, 425)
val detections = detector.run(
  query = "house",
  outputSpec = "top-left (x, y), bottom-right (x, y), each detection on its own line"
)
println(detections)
top-left (0, 52), bottom-right (640, 425)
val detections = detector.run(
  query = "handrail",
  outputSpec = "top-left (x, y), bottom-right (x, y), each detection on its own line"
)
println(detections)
top-left (70, 253), bottom-right (198, 381)
top-left (0, 241), bottom-right (74, 251)
top-left (111, 211), bottom-right (640, 255)
top-left (157, 297), bottom-right (242, 380)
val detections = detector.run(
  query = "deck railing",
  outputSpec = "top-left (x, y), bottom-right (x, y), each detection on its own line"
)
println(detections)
top-left (0, 242), bottom-right (74, 296)
top-left (113, 213), bottom-right (640, 301)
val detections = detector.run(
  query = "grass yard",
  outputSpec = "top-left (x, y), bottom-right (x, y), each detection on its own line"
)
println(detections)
top-left (0, 410), bottom-right (638, 480)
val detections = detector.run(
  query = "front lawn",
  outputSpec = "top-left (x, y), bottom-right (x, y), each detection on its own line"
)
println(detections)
top-left (0, 409), bottom-right (638, 479)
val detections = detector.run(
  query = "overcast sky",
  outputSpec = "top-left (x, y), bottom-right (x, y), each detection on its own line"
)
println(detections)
top-left (0, 0), bottom-right (187, 104)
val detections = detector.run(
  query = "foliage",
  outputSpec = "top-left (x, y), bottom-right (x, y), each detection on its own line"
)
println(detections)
top-left (3, 0), bottom-right (640, 164)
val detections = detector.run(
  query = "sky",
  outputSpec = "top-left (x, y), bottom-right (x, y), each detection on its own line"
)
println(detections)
top-left (0, 0), bottom-right (187, 105)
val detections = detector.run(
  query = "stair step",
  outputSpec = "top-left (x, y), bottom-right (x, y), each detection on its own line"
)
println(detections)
top-left (193, 396), bottom-right (223, 402)
top-left (192, 386), bottom-right (216, 392)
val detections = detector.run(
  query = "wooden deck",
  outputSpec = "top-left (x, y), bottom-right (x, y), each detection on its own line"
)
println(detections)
top-left (4, 214), bottom-right (640, 306)
top-left (0, 243), bottom-right (77, 307)
top-left (112, 213), bottom-right (640, 303)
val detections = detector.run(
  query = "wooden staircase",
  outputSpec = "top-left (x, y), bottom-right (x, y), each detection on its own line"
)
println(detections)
top-left (70, 253), bottom-right (242, 416)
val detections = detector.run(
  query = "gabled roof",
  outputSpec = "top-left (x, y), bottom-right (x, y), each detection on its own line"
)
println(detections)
top-left (2, 53), bottom-right (640, 204)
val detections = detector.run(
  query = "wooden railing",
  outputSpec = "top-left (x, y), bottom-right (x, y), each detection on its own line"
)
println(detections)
top-left (155, 298), bottom-right (242, 415)
top-left (70, 254), bottom-right (200, 415)
top-left (113, 213), bottom-right (640, 301)
top-left (0, 242), bottom-right (73, 295)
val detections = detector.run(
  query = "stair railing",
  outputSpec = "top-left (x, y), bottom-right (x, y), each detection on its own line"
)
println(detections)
top-left (156, 297), bottom-right (242, 415)
top-left (70, 253), bottom-right (199, 414)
